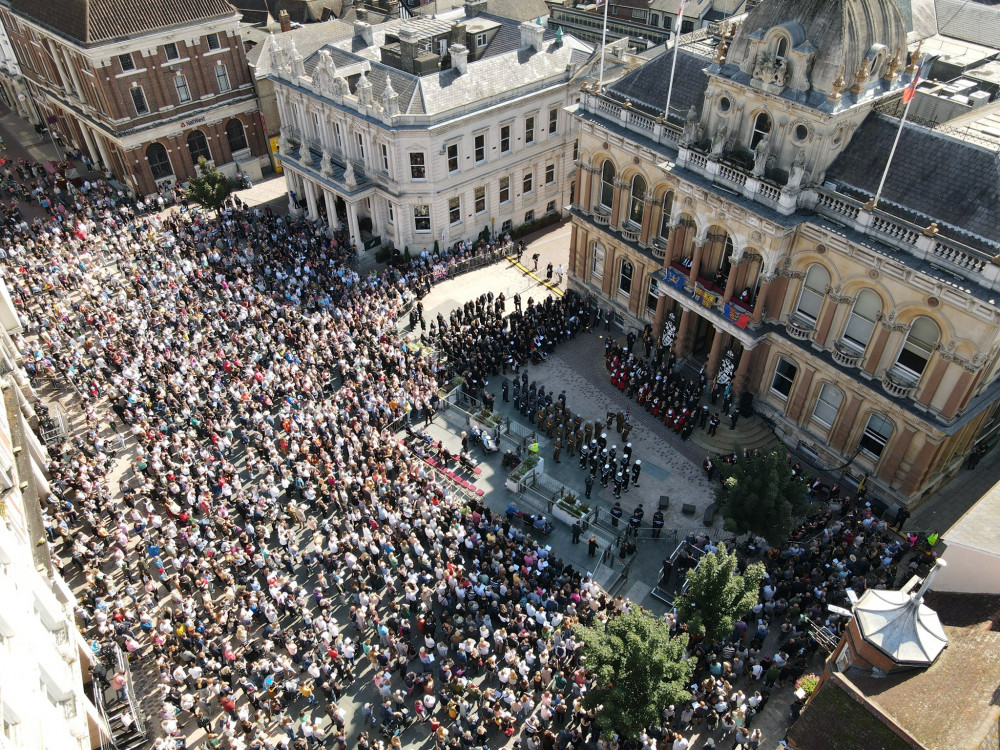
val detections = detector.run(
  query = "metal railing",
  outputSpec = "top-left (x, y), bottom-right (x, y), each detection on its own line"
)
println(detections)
top-left (113, 644), bottom-right (146, 738)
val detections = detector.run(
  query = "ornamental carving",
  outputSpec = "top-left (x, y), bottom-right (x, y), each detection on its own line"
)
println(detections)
top-left (752, 51), bottom-right (789, 88)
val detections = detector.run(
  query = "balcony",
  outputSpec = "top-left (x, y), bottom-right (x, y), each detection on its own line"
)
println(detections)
top-left (881, 369), bottom-right (917, 399)
top-left (832, 341), bottom-right (863, 368)
top-left (785, 318), bottom-right (814, 341)
top-left (650, 238), bottom-right (668, 261)
top-left (592, 207), bottom-right (610, 225)
top-left (620, 225), bottom-right (640, 243)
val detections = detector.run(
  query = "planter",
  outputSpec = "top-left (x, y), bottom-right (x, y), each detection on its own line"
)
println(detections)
top-left (505, 478), bottom-right (521, 492)
top-left (552, 503), bottom-right (582, 525)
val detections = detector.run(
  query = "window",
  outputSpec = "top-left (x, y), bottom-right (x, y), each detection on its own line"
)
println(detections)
top-left (447, 143), bottom-right (459, 173)
top-left (795, 264), bottom-right (829, 323)
top-left (334, 123), bottom-right (343, 150)
top-left (476, 32), bottom-right (487, 47)
top-left (130, 86), bottom-right (149, 115)
top-left (409, 152), bottom-right (426, 179)
top-left (774, 36), bottom-right (788, 61)
top-left (387, 203), bottom-right (394, 223)
top-left (646, 277), bottom-right (659, 312)
top-left (501, 219), bottom-right (513, 233)
top-left (449, 196), bottom-right (461, 225)
top-left (859, 414), bottom-right (893, 460)
top-left (750, 112), bottom-right (772, 149)
top-left (842, 290), bottom-right (881, 353)
top-left (414, 205), bottom-right (430, 232)
top-left (523, 170), bottom-right (533, 194)
top-left (525, 116), bottom-right (535, 145)
top-left (627, 174), bottom-right (646, 226)
top-left (225, 119), bottom-right (247, 153)
top-left (592, 243), bottom-right (605, 278)
top-left (215, 63), bottom-right (231, 93)
top-left (187, 130), bottom-right (212, 163)
top-left (546, 200), bottom-right (556, 213)
top-left (658, 191), bottom-right (674, 239)
top-left (619, 260), bottom-right (634, 294)
top-left (174, 75), bottom-right (191, 104)
top-left (147, 143), bottom-right (173, 180)
top-left (500, 124), bottom-right (511, 153)
top-left (572, 139), bottom-right (578, 161)
top-left (811, 384), bottom-right (843, 429)
top-left (599, 159), bottom-right (615, 210)
top-left (771, 357), bottom-right (797, 398)
top-left (475, 186), bottom-right (486, 214)
top-left (474, 133), bottom-right (485, 163)
top-left (894, 317), bottom-right (939, 380)
top-left (631, 8), bottom-right (647, 19)
top-left (499, 176), bottom-right (510, 204)
top-left (548, 108), bottom-right (558, 134)
top-left (119, 53), bottom-right (135, 72)
top-left (207, 33), bottom-right (221, 50)
top-left (524, 210), bottom-right (535, 222)
top-left (545, 163), bottom-right (555, 185)
top-left (380, 143), bottom-right (389, 172)
top-left (164, 42), bottom-right (180, 60)
top-left (356, 132), bottom-right (366, 163)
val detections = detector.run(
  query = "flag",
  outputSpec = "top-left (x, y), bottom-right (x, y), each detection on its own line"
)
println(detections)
top-left (676, 0), bottom-right (686, 23)
top-left (665, 268), bottom-right (686, 290)
top-left (723, 303), bottom-right (750, 329)
top-left (693, 287), bottom-right (716, 308)
top-left (902, 60), bottom-right (923, 104)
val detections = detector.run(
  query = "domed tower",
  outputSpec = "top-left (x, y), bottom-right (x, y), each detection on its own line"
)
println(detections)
top-left (697, 0), bottom-right (914, 189)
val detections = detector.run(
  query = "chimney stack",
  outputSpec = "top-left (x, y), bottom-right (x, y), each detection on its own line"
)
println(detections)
top-left (464, 0), bottom-right (488, 16)
top-left (278, 9), bottom-right (291, 32)
top-left (450, 44), bottom-right (468, 74)
top-left (354, 21), bottom-right (374, 47)
top-left (519, 21), bottom-right (545, 53)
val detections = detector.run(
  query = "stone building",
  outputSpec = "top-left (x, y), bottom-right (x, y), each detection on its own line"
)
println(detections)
top-left (0, 0), bottom-right (270, 195)
top-left (567, 0), bottom-right (1000, 508)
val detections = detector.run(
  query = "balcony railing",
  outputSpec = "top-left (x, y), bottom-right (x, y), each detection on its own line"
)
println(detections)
top-left (621, 225), bottom-right (640, 243)
top-left (785, 318), bottom-right (814, 340)
top-left (832, 341), bottom-right (863, 368)
top-left (592, 208), bottom-right (610, 225)
top-left (881, 369), bottom-right (917, 399)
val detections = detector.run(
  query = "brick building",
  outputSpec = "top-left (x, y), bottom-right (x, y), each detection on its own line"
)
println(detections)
top-left (0, 0), bottom-right (270, 195)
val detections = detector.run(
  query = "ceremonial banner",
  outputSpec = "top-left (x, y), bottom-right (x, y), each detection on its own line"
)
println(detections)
top-left (723, 302), bottom-right (751, 329)
top-left (665, 267), bottom-right (687, 290)
top-left (693, 287), bottom-right (716, 308)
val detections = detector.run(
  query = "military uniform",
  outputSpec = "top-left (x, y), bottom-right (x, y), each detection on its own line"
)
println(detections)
top-left (552, 438), bottom-right (562, 463)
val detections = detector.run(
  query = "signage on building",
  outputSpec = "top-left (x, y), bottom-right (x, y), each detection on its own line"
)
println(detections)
top-left (180, 116), bottom-right (207, 129)
top-left (269, 135), bottom-right (282, 174)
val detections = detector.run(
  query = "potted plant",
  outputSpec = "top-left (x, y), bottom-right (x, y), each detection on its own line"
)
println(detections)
top-left (794, 673), bottom-right (820, 700)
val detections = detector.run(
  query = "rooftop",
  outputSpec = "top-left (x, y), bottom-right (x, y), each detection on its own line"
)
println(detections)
top-left (942, 473), bottom-right (1000, 554)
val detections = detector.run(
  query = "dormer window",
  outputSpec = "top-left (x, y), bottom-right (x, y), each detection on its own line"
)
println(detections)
top-left (750, 112), bottom-right (771, 149)
top-left (774, 36), bottom-right (788, 61)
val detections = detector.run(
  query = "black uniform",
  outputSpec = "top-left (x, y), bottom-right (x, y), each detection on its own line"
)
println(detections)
top-left (609, 501), bottom-right (623, 525)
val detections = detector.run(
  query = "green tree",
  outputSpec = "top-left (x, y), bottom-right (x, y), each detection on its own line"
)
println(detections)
top-left (714, 448), bottom-right (809, 546)
top-left (676, 544), bottom-right (766, 641)
top-left (185, 157), bottom-right (235, 215)
top-left (574, 609), bottom-right (695, 739)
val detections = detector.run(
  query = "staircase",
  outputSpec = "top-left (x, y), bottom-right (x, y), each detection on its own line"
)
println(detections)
top-left (107, 704), bottom-right (146, 750)
top-left (688, 415), bottom-right (779, 454)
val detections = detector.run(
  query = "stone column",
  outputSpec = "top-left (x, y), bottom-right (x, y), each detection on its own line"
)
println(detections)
top-left (347, 201), bottom-right (361, 248)
top-left (286, 172), bottom-right (303, 216)
top-left (568, 223), bottom-right (579, 276)
top-left (751, 276), bottom-right (773, 325)
top-left (705, 329), bottom-right (727, 379)
top-left (304, 179), bottom-right (319, 221)
top-left (687, 238), bottom-right (708, 288)
top-left (638, 193), bottom-right (655, 245)
top-left (675, 308), bottom-right (693, 355)
top-left (610, 180), bottom-right (623, 226)
top-left (732, 347), bottom-right (755, 397)
top-left (652, 294), bottom-right (668, 342)
top-left (582, 166), bottom-right (594, 211)
top-left (323, 189), bottom-right (340, 233)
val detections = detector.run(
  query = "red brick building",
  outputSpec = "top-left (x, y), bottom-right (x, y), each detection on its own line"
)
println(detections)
top-left (0, 0), bottom-right (269, 195)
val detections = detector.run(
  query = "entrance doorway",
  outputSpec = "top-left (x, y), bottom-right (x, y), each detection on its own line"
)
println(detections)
top-left (691, 314), bottom-right (716, 357)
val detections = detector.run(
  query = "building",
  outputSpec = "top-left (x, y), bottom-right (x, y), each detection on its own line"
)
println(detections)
top-left (933, 478), bottom-right (1000, 595)
top-left (0, 0), bottom-right (270, 195)
top-left (269, 7), bottom-right (594, 251)
top-left (566, 0), bottom-right (1000, 510)
top-left (0, 283), bottom-right (114, 750)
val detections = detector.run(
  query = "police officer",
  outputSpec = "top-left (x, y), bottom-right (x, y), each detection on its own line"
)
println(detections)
top-left (610, 500), bottom-right (623, 526)
top-left (652, 509), bottom-right (665, 538)
top-left (502, 378), bottom-right (510, 402)
top-left (613, 472), bottom-right (623, 499)
top-left (512, 378), bottom-right (521, 402)
top-left (628, 505), bottom-right (644, 536)
top-left (631, 459), bottom-right (642, 488)
top-left (584, 473), bottom-right (595, 499)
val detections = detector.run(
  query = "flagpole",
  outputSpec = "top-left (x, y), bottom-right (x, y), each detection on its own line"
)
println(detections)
top-left (663, 1), bottom-right (685, 122)
top-left (871, 96), bottom-right (913, 209)
top-left (598, 0), bottom-right (610, 88)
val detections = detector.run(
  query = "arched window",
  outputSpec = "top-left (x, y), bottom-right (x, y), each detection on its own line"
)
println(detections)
top-left (658, 191), bottom-right (674, 239)
top-left (811, 383), bottom-right (843, 429)
top-left (842, 290), bottom-right (881, 353)
top-left (718, 235), bottom-right (734, 274)
top-left (592, 243), bottom-right (606, 279)
top-left (619, 259), bottom-right (633, 295)
top-left (795, 264), bottom-right (829, 323)
top-left (750, 112), bottom-right (772, 149)
top-left (627, 174), bottom-right (646, 226)
top-left (226, 119), bottom-right (248, 154)
top-left (187, 130), bottom-right (212, 164)
top-left (146, 142), bottom-right (173, 180)
top-left (894, 317), bottom-right (940, 380)
top-left (860, 414), bottom-right (894, 460)
top-left (599, 159), bottom-right (616, 210)
top-left (774, 36), bottom-right (788, 61)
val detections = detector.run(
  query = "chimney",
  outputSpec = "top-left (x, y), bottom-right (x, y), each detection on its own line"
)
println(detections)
top-left (464, 0), bottom-right (487, 16)
top-left (278, 9), bottom-right (291, 32)
top-left (356, 8), bottom-right (368, 22)
top-left (450, 43), bottom-right (468, 74)
top-left (519, 21), bottom-right (545, 53)
top-left (354, 21), bottom-right (374, 47)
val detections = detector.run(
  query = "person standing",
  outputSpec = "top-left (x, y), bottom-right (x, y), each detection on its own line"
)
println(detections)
top-left (652, 510), bottom-right (664, 538)
top-left (631, 460), bottom-right (642, 488)
top-left (532, 252), bottom-right (540, 271)
top-left (571, 521), bottom-right (581, 544)
top-left (585, 474), bottom-right (594, 499)
top-left (587, 536), bottom-right (599, 558)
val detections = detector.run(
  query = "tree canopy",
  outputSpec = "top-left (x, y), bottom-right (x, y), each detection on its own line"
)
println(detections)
top-left (676, 543), bottom-right (766, 641)
top-left (574, 609), bottom-right (695, 739)
top-left (714, 448), bottom-right (810, 546)
top-left (186, 157), bottom-right (235, 215)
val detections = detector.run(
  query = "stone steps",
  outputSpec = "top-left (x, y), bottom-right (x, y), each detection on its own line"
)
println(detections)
top-left (688, 417), bottom-right (779, 455)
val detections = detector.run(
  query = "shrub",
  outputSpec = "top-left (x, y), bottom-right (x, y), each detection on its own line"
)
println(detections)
top-left (795, 674), bottom-right (820, 696)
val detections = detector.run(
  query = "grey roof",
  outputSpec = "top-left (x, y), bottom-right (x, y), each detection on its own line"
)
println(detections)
top-left (934, 0), bottom-right (1000, 48)
top-left (412, 0), bottom-right (550, 22)
top-left (249, 21), bottom-right (355, 76)
top-left (606, 49), bottom-right (711, 122)
top-left (826, 112), bottom-right (1000, 248)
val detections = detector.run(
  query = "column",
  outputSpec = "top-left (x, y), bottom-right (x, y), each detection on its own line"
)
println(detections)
top-left (687, 239), bottom-right (707, 288)
top-left (370, 198), bottom-right (383, 240)
top-left (864, 327), bottom-right (892, 375)
top-left (287, 172), bottom-right (302, 215)
top-left (610, 180), bottom-right (622, 225)
top-left (751, 277), bottom-right (773, 325)
top-left (665, 223), bottom-right (682, 264)
top-left (941, 369), bottom-right (973, 418)
top-left (304, 179), bottom-right (319, 221)
top-left (582, 166), bottom-right (594, 211)
top-left (786, 369), bottom-right (815, 423)
top-left (829, 395), bottom-right (862, 452)
top-left (732, 347), bottom-right (754, 397)
top-left (347, 201), bottom-right (361, 248)
top-left (879, 427), bottom-right (916, 485)
top-left (568, 223), bottom-right (579, 276)
top-left (705, 330), bottom-right (727, 379)
top-left (638, 193), bottom-right (655, 245)
top-left (722, 256), bottom-right (742, 303)
top-left (675, 309), bottom-right (693, 355)
top-left (91, 127), bottom-right (114, 173)
top-left (323, 189), bottom-right (341, 234)
top-left (652, 294), bottom-right (668, 342)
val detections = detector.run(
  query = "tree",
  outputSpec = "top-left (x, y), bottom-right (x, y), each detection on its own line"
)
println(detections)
top-left (185, 157), bottom-right (235, 215)
top-left (574, 609), bottom-right (695, 739)
top-left (714, 448), bottom-right (809, 546)
top-left (676, 544), bottom-right (766, 641)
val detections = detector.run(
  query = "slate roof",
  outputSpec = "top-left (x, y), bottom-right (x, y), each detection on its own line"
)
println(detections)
top-left (412, 0), bottom-right (550, 22)
top-left (825, 112), bottom-right (1000, 249)
top-left (605, 48), bottom-right (711, 122)
top-left (934, 0), bottom-right (1000, 48)
top-left (233, 0), bottom-right (277, 25)
top-left (10, 0), bottom-right (240, 45)
top-left (249, 21), bottom-right (355, 76)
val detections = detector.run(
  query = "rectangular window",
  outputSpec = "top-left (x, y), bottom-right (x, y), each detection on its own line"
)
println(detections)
top-left (592, 243), bottom-right (605, 278)
top-left (500, 124), bottom-right (511, 154)
top-left (207, 33), bottom-right (221, 51)
top-left (476, 32), bottom-right (487, 47)
top-left (475, 186), bottom-right (486, 214)
top-left (572, 139), bottom-right (578, 162)
top-left (380, 143), bottom-right (389, 172)
top-left (499, 176), bottom-right (510, 204)
top-left (770, 357), bottom-right (797, 399)
top-left (447, 143), bottom-right (459, 173)
top-left (215, 64), bottom-right (231, 92)
top-left (646, 277), bottom-right (658, 312)
top-left (525, 116), bottom-right (535, 145)
top-left (356, 132), bottom-right (366, 163)
top-left (525, 210), bottom-right (535, 222)
top-left (501, 219), bottom-right (513, 233)
top-left (409, 152), bottom-right (426, 179)
top-left (549, 108), bottom-right (558, 134)
top-left (174, 75), bottom-right (191, 103)
top-left (414, 205), bottom-right (430, 232)
top-left (812, 384), bottom-right (843, 429)
top-left (859, 414), bottom-right (893, 459)
top-left (474, 133), bottom-right (486, 163)
top-left (619, 260), bottom-right (633, 294)
top-left (387, 203), bottom-right (394, 224)
top-left (334, 123), bottom-right (343, 150)
top-left (449, 196), bottom-right (461, 225)
top-left (119, 53), bottom-right (135, 72)
top-left (130, 86), bottom-right (149, 115)
top-left (546, 200), bottom-right (556, 213)
top-left (523, 171), bottom-right (533, 194)
top-left (545, 163), bottom-right (555, 185)
top-left (164, 42), bottom-right (180, 60)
